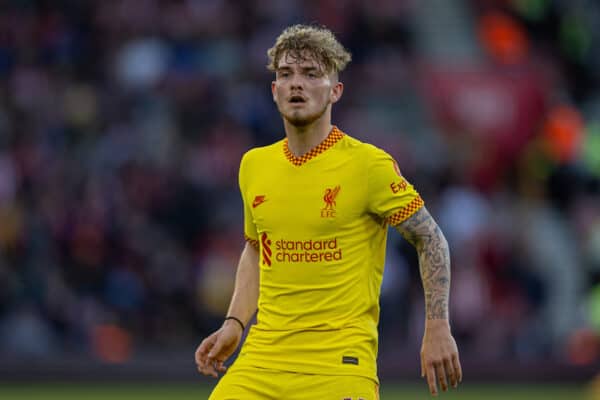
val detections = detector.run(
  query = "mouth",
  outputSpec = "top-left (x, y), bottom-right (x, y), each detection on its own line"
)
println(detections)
top-left (288, 95), bottom-right (306, 104)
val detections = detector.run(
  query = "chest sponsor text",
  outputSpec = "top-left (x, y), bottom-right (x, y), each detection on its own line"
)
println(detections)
top-left (273, 237), bottom-right (342, 263)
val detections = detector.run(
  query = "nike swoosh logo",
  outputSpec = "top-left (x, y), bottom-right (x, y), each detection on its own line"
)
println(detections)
top-left (252, 196), bottom-right (267, 208)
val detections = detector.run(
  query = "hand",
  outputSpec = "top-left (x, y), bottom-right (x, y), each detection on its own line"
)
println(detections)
top-left (194, 320), bottom-right (244, 378)
top-left (420, 319), bottom-right (462, 396)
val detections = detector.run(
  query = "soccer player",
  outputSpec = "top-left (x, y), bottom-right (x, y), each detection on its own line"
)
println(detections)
top-left (195, 24), bottom-right (462, 399)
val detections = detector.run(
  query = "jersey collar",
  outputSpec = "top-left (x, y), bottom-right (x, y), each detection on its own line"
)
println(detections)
top-left (283, 126), bottom-right (345, 167)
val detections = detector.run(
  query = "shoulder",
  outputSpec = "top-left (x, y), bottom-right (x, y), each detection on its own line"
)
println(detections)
top-left (240, 140), bottom-right (285, 166)
top-left (333, 133), bottom-right (399, 175)
top-left (342, 137), bottom-right (407, 185)
top-left (336, 133), bottom-right (387, 159)
top-left (341, 136), bottom-right (395, 165)
top-left (336, 129), bottom-right (388, 154)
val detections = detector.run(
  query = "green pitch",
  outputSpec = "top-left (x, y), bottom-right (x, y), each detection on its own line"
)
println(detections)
top-left (0, 382), bottom-right (587, 399)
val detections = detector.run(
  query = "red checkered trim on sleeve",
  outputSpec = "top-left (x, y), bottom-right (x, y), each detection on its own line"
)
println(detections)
top-left (386, 196), bottom-right (425, 226)
top-left (245, 235), bottom-right (259, 250)
top-left (283, 126), bottom-right (344, 166)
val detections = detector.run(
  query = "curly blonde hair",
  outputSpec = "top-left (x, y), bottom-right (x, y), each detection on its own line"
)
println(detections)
top-left (267, 24), bottom-right (352, 74)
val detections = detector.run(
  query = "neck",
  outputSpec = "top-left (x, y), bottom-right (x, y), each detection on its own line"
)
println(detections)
top-left (284, 113), bottom-right (333, 157)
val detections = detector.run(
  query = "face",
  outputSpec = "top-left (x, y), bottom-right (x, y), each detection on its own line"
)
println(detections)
top-left (271, 52), bottom-right (343, 127)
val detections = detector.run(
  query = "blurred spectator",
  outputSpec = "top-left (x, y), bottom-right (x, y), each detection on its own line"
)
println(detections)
top-left (0, 0), bottom-right (597, 369)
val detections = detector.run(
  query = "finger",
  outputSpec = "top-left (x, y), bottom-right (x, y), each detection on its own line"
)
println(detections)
top-left (209, 360), bottom-right (225, 376)
top-left (206, 364), bottom-right (218, 378)
top-left (197, 356), bottom-right (213, 374)
top-left (197, 363), bottom-right (211, 377)
top-left (452, 353), bottom-right (463, 383)
top-left (196, 337), bottom-right (216, 364)
top-left (436, 362), bottom-right (448, 392)
top-left (444, 357), bottom-right (456, 388)
top-left (198, 361), bottom-right (219, 378)
top-left (195, 349), bottom-right (206, 367)
top-left (196, 348), bottom-right (211, 369)
top-left (216, 360), bottom-right (228, 373)
top-left (207, 337), bottom-right (224, 359)
top-left (195, 347), bottom-right (207, 368)
top-left (426, 364), bottom-right (438, 396)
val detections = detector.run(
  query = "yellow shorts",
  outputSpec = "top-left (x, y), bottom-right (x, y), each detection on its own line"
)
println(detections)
top-left (209, 365), bottom-right (379, 400)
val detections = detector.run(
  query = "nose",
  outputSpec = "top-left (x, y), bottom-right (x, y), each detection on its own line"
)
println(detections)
top-left (289, 74), bottom-right (304, 90)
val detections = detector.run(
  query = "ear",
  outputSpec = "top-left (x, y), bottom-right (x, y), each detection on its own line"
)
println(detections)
top-left (271, 81), bottom-right (277, 102)
top-left (330, 81), bottom-right (344, 104)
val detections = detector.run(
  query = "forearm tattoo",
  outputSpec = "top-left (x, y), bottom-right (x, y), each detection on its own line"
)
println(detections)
top-left (395, 207), bottom-right (450, 320)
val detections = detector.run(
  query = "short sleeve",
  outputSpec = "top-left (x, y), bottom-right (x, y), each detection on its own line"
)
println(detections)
top-left (367, 146), bottom-right (424, 226)
top-left (239, 152), bottom-right (259, 249)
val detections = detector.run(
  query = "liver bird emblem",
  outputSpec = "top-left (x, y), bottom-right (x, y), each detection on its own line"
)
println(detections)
top-left (323, 186), bottom-right (341, 210)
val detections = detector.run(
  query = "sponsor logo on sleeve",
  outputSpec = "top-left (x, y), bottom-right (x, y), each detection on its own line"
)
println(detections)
top-left (390, 161), bottom-right (408, 193)
top-left (390, 179), bottom-right (408, 194)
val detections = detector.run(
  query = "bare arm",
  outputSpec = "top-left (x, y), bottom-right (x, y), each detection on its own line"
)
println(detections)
top-left (195, 242), bottom-right (260, 378)
top-left (395, 207), bottom-right (450, 320)
top-left (395, 206), bottom-right (462, 396)
top-left (226, 242), bottom-right (260, 326)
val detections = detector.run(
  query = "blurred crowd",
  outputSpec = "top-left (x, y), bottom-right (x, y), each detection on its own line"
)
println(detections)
top-left (0, 0), bottom-right (599, 368)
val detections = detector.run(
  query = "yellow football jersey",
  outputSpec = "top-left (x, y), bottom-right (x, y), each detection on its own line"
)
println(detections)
top-left (236, 126), bottom-right (424, 383)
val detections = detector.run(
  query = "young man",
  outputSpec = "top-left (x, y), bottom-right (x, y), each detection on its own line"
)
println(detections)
top-left (195, 24), bottom-right (462, 399)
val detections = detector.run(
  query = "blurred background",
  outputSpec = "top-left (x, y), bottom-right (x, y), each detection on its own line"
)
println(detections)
top-left (0, 0), bottom-right (599, 398)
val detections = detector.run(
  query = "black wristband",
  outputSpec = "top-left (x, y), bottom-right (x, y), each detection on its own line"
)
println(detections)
top-left (224, 316), bottom-right (245, 331)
